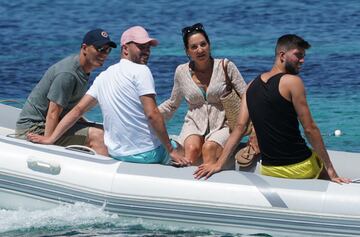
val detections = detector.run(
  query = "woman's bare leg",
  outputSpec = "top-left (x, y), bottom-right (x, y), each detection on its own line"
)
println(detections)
top-left (202, 141), bottom-right (223, 165)
top-left (184, 135), bottom-right (204, 166)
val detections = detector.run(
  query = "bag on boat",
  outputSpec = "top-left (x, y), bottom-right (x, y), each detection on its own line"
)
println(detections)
top-left (219, 59), bottom-right (259, 168)
top-left (220, 59), bottom-right (252, 134)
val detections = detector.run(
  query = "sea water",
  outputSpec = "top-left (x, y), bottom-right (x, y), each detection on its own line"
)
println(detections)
top-left (0, 0), bottom-right (359, 236)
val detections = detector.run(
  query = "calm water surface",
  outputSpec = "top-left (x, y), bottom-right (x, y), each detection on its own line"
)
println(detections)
top-left (0, 0), bottom-right (359, 236)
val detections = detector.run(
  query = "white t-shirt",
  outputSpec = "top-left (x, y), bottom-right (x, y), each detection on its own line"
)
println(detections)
top-left (86, 59), bottom-right (161, 157)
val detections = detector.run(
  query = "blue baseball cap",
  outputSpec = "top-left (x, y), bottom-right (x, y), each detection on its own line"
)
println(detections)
top-left (82, 29), bottom-right (117, 48)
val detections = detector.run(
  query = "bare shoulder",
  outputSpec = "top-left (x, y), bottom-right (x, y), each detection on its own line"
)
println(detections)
top-left (281, 74), bottom-right (305, 89)
top-left (281, 74), bottom-right (302, 82)
top-left (279, 74), bottom-right (306, 101)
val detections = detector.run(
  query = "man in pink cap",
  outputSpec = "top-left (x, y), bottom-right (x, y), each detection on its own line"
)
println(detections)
top-left (28, 26), bottom-right (191, 167)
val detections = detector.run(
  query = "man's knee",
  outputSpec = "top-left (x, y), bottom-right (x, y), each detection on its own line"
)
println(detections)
top-left (88, 127), bottom-right (104, 143)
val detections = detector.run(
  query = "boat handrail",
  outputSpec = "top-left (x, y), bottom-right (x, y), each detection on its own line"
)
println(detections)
top-left (65, 145), bottom-right (96, 155)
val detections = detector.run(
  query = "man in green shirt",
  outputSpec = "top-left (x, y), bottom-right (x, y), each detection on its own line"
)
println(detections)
top-left (16, 28), bottom-right (116, 156)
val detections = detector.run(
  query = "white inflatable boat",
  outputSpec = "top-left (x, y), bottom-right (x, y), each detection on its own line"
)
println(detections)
top-left (0, 103), bottom-right (359, 236)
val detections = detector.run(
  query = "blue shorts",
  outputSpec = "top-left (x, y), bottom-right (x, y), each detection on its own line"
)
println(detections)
top-left (113, 140), bottom-right (178, 165)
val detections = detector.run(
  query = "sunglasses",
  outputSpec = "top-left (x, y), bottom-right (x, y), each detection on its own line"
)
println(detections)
top-left (94, 45), bottom-right (112, 54)
top-left (181, 23), bottom-right (204, 36)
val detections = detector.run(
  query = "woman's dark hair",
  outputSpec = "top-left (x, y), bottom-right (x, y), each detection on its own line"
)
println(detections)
top-left (181, 23), bottom-right (210, 49)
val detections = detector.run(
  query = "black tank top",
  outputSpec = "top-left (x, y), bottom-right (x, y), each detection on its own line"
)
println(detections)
top-left (247, 73), bottom-right (312, 166)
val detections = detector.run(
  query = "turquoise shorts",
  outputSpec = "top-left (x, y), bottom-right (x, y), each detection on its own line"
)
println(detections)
top-left (113, 140), bottom-right (178, 165)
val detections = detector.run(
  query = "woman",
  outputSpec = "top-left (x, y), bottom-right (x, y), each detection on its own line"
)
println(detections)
top-left (159, 23), bottom-right (247, 165)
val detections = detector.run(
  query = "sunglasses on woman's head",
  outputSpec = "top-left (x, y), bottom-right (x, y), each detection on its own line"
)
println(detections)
top-left (181, 23), bottom-right (204, 36)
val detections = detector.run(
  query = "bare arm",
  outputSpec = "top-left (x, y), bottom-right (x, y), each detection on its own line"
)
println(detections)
top-left (28, 95), bottom-right (97, 144)
top-left (194, 89), bottom-right (251, 179)
top-left (44, 101), bottom-right (63, 137)
top-left (284, 75), bottom-right (350, 184)
top-left (140, 94), bottom-right (191, 166)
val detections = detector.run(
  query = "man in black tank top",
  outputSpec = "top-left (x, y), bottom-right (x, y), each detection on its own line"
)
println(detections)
top-left (195, 34), bottom-right (350, 184)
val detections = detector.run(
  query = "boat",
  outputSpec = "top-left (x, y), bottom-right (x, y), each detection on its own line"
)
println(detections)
top-left (0, 102), bottom-right (359, 236)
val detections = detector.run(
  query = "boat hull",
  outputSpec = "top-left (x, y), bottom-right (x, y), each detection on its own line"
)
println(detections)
top-left (1, 103), bottom-right (360, 236)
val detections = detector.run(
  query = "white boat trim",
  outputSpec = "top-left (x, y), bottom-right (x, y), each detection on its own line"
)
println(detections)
top-left (1, 102), bottom-right (360, 236)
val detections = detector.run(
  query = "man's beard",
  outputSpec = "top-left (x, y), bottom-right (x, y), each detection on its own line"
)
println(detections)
top-left (285, 61), bottom-right (299, 75)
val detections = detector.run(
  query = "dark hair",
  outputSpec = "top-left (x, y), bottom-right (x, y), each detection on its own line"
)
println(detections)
top-left (181, 23), bottom-right (210, 49)
top-left (275, 34), bottom-right (311, 56)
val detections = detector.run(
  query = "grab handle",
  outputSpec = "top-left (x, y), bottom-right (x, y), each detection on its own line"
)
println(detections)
top-left (27, 158), bottom-right (61, 175)
top-left (65, 145), bottom-right (96, 155)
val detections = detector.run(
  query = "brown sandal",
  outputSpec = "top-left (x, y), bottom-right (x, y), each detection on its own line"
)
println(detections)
top-left (235, 130), bottom-right (260, 168)
top-left (235, 143), bottom-right (259, 167)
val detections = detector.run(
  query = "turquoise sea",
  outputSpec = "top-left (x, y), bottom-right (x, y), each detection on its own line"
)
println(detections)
top-left (0, 0), bottom-right (359, 236)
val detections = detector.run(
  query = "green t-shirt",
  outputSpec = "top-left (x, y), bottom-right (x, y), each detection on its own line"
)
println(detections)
top-left (16, 54), bottom-right (89, 131)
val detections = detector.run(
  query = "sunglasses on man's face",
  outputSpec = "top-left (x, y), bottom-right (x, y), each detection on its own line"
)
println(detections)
top-left (181, 23), bottom-right (204, 36)
top-left (94, 45), bottom-right (112, 54)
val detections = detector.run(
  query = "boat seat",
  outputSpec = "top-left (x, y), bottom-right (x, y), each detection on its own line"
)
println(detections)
top-left (0, 127), bottom-right (16, 137)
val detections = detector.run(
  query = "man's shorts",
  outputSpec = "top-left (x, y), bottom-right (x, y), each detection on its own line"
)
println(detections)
top-left (260, 151), bottom-right (324, 179)
top-left (16, 121), bottom-right (90, 147)
top-left (112, 140), bottom-right (178, 165)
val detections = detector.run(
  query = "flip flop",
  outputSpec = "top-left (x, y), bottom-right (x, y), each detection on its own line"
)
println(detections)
top-left (235, 143), bottom-right (258, 168)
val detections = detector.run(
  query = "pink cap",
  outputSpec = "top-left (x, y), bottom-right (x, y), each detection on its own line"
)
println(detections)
top-left (120, 26), bottom-right (159, 46)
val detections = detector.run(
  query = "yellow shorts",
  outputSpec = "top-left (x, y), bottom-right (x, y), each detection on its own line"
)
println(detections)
top-left (260, 151), bottom-right (324, 179)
